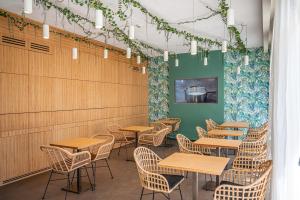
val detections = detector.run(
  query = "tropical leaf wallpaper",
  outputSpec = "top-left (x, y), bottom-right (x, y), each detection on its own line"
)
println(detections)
top-left (224, 47), bottom-right (270, 128)
top-left (148, 57), bottom-right (169, 121)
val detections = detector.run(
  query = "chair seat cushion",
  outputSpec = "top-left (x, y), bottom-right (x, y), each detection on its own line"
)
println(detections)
top-left (161, 174), bottom-right (184, 189)
top-left (220, 180), bottom-right (243, 186)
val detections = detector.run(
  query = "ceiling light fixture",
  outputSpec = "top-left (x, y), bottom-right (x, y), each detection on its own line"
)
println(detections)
top-left (24, 0), bottom-right (32, 14)
top-left (43, 24), bottom-right (49, 39)
top-left (95, 9), bottom-right (103, 29)
top-left (126, 47), bottom-right (131, 59)
top-left (72, 47), bottom-right (78, 60)
top-left (191, 40), bottom-right (197, 55)
top-left (104, 48), bottom-right (108, 59)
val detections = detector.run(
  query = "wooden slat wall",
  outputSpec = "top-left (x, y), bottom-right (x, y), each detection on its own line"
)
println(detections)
top-left (0, 14), bottom-right (148, 184)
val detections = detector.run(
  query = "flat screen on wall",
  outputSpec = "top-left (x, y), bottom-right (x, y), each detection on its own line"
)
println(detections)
top-left (175, 77), bottom-right (218, 103)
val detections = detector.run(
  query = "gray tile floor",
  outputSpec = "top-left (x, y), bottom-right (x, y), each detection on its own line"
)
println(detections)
top-left (0, 141), bottom-right (215, 200)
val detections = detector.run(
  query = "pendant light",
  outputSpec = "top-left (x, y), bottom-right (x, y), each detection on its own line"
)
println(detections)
top-left (103, 48), bottom-right (108, 59)
top-left (72, 47), bottom-right (78, 60)
top-left (191, 40), bottom-right (197, 55)
top-left (129, 25), bottom-right (135, 40)
top-left (126, 47), bottom-right (131, 59)
top-left (244, 55), bottom-right (249, 66)
top-left (163, 50), bottom-right (168, 62)
top-left (95, 9), bottom-right (103, 29)
top-left (237, 66), bottom-right (241, 74)
top-left (42, 24), bottom-right (49, 39)
top-left (175, 58), bottom-right (179, 67)
top-left (227, 8), bottom-right (235, 26)
top-left (204, 57), bottom-right (208, 66)
top-left (142, 66), bottom-right (146, 74)
top-left (222, 40), bottom-right (227, 53)
top-left (137, 55), bottom-right (141, 64)
top-left (24, 0), bottom-right (32, 14)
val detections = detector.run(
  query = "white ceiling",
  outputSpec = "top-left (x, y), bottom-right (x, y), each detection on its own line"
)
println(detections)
top-left (0, 0), bottom-right (263, 55)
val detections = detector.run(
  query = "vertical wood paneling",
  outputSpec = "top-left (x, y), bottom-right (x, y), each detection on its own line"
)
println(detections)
top-left (0, 11), bottom-right (148, 183)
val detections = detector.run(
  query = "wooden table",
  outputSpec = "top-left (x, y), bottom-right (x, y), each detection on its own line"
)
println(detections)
top-left (194, 138), bottom-right (241, 190)
top-left (208, 129), bottom-right (243, 139)
top-left (194, 137), bottom-right (242, 156)
top-left (158, 153), bottom-right (229, 200)
top-left (50, 137), bottom-right (106, 194)
top-left (219, 121), bottom-right (249, 130)
top-left (120, 126), bottom-right (154, 147)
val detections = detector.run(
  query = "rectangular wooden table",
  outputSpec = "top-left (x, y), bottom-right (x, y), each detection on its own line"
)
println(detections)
top-left (194, 137), bottom-right (242, 156)
top-left (50, 137), bottom-right (106, 194)
top-left (158, 153), bottom-right (229, 200)
top-left (208, 129), bottom-right (244, 139)
top-left (120, 126), bottom-right (154, 147)
top-left (219, 121), bottom-right (249, 130)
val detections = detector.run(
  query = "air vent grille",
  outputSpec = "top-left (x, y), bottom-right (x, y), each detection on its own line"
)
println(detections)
top-left (2, 36), bottom-right (25, 47)
top-left (30, 42), bottom-right (50, 52)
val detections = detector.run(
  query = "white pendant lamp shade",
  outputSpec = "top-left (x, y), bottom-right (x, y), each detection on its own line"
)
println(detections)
top-left (137, 55), bottom-right (141, 64)
top-left (126, 47), bottom-right (131, 59)
top-left (72, 47), bottom-right (78, 60)
top-left (244, 55), bottom-right (249, 65)
top-left (204, 57), bottom-right (208, 66)
top-left (191, 40), bottom-right (197, 55)
top-left (163, 50), bottom-right (168, 62)
top-left (24, 0), bottom-right (32, 14)
top-left (227, 8), bottom-right (235, 26)
top-left (42, 24), bottom-right (49, 39)
top-left (222, 40), bottom-right (227, 53)
top-left (237, 66), bottom-right (241, 74)
top-left (103, 48), bottom-right (108, 59)
top-left (175, 58), bottom-right (179, 67)
top-left (129, 25), bottom-right (135, 40)
top-left (142, 66), bottom-right (146, 74)
top-left (95, 9), bottom-right (103, 29)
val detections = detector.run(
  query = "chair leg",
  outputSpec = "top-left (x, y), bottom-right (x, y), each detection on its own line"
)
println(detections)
top-left (42, 170), bottom-right (53, 200)
top-left (92, 162), bottom-right (96, 190)
top-left (70, 170), bottom-right (76, 185)
top-left (152, 191), bottom-right (155, 200)
top-left (84, 166), bottom-right (94, 191)
top-left (178, 185), bottom-right (183, 200)
top-left (139, 187), bottom-right (144, 200)
top-left (125, 143), bottom-right (129, 161)
top-left (65, 173), bottom-right (70, 200)
top-left (118, 142), bottom-right (123, 156)
top-left (105, 159), bottom-right (114, 179)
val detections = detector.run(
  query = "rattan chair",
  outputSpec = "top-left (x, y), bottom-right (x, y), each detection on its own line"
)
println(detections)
top-left (214, 160), bottom-right (272, 200)
top-left (245, 122), bottom-right (268, 141)
top-left (150, 122), bottom-right (173, 146)
top-left (238, 134), bottom-right (267, 156)
top-left (88, 134), bottom-right (115, 189)
top-left (167, 118), bottom-right (181, 132)
top-left (196, 125), bottom-right (224, 139)
top-left (138, 128), bottom-right (170, 147)
top-left (233, 147), bottom-right (268, 171)
top-left (107, 124), bottom-right (135, 160)
top-left (205, 119), bottom-right (220, 131)
top-left (176, 133), bottom-right (213, 155)
top-left (134, 147), bottom-right (184, 200)
top-left (40, 145), bottom-right (92, 200)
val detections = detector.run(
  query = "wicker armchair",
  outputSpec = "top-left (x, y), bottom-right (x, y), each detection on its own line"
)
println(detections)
top-left (88, 134), bottom-right (115, 189)
top-left (40, 145), bottom-right (92, 199)
top-left (167, 118), bottom-right (181, 132)
top-left (206, 119), bottom-right (221, 131)
top-left (238, 134), bottom-right (267, 156)
top-left (197, 125), bottom-right (224, 139)
top-left (138, 128), bottom-right (170, 147)
top-left (176, 134), bottom-right (212, 155)
top-left (107, 124), bottom-right (135, 160)
top-left (245, 123), bottom-right (268, 141)
top-left (214, 160), bottom-right (272, 200)
top-left (233, 148), bottom-right (268, 171)
top-left (134, 147), bottom-right (184, 200)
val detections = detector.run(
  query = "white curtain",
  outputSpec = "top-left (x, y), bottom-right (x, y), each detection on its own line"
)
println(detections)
top-left (270, 0), bottom-right (300, 200)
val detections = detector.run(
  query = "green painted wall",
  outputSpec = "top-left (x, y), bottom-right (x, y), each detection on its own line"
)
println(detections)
top-left (168, 50), bottom-right (224, 140)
